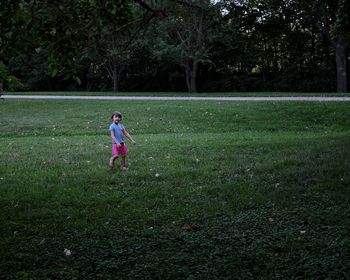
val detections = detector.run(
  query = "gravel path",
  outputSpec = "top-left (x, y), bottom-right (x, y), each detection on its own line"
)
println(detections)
top-left (2, 95), bottom-right (350, 101)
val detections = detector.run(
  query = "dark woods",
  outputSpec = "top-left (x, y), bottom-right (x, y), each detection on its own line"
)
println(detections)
top-left (0, 0), bottom-right (349, 93)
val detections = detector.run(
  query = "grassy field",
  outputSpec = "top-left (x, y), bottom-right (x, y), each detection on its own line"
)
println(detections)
top-left (0, 99), bottom-right (350, 279)
top-left (3, 91), bottom-right (350, 97)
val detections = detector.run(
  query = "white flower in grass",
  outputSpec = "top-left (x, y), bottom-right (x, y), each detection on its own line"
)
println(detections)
top-left (300, 230), bottom-right (306, 234)
top-left (155, 173), bottom-right (160, 177)
top-left (64, 248), bottom-right (72, 256)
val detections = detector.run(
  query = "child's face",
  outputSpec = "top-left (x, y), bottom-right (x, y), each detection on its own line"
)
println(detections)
top-left (113, 115), bottom-right (122, 123)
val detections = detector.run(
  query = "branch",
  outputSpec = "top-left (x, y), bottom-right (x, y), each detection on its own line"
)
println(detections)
top-left (134, 0), bottom-right (153, 12)
top-left (134, 0), bottom-right (167, 17)
top-left (135, 0), bottom-right (201, 14)
top-left (169, 0), bottom-right (201, 9)
top-left (309, 1), bottom-right (336, 47)
top-left (121, 11), bottom-right (159, 51)
top-left (316, 22), bottom-right (336, 47)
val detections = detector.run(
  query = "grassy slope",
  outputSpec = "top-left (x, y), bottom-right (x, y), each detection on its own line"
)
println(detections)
top-left (0, 100), bottom-right (349, 279)
top-left (3, 91), bottom-right (350, 97)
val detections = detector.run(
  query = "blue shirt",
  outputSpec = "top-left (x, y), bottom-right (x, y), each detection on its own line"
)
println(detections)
top-left (109, 123), bottom-right (125, 144)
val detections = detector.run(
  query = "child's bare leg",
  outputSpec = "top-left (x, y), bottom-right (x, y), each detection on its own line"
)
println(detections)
top-left (120, 156), bottom-right (127, 170)
top-left (109, 155), bottom-right (118, 169)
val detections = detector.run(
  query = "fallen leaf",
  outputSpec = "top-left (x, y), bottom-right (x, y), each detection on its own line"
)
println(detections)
top-left (180, 224), bottom-right (193, 232)
top-left (64, 248), bottom-right (72, 256)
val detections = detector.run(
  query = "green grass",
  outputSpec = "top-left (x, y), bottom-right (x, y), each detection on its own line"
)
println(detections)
top-left (1, 99), bottom-right (350, 279)
top-left (3, 91), bottom-right (350, 97)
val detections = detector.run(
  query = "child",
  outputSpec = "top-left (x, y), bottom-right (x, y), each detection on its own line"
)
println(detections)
top-left (109, 111), bottom-right (136, 171)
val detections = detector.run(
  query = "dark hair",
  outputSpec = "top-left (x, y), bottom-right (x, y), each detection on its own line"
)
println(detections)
top-left (111, 111), bottom-right (122, 120)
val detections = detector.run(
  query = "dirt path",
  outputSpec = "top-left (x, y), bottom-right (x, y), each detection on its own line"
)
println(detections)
top-left (2, 95), bottom-right (350, 101)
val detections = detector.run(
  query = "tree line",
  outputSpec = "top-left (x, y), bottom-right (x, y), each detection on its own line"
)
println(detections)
top-left (0, 0), bottom-right (349, 93)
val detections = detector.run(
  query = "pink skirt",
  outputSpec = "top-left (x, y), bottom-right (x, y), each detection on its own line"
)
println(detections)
top-left (112, 143), bottom-right (128, 157)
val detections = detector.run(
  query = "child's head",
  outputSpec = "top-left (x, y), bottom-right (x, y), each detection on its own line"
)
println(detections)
top-left (111, 111), bottom-right (122, 122)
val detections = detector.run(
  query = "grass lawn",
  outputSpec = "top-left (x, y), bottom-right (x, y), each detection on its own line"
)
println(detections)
top-left (3, 91), bottom-right (350, 97)
top-left (0, 99), bottom-right (350, 279)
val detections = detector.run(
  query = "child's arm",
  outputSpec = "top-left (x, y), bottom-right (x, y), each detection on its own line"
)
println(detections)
top-left (110, 131), bottom-right (122, 147)
top-left (122, 129), bottom-right (136, 144)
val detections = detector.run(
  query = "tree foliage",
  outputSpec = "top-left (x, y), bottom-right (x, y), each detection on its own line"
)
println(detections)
top-left (296, 0), bottom-right (350, 92)
top-left (0, 0), bottom-right (348, 92)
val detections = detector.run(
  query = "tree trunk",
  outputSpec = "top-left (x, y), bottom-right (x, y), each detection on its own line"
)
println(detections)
top-left (190, 61), bottom-right (198, 93)
top-left (185, 66), bottom-right (191, 92)
top-left (335, 39), bottom-right (347, 93)
top-left (184, 61), bottom-right (198, 93)
top-left (112, 62), bottom-right (119, 93)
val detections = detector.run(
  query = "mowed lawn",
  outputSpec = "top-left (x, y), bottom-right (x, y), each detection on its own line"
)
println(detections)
top-left (0, 99), bottom-right (349, 279)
